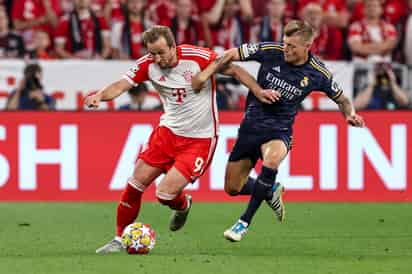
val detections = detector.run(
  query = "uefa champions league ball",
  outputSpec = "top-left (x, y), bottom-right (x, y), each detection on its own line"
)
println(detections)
top-left (121, 222), bottom-right (156, 254)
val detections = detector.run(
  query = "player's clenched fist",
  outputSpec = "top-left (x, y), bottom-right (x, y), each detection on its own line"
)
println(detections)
top-left (256, 89), bottom-right (281, 104)
top-left (84, 92), bottom-right (102, 109)
top-left (346, 114), bottom-right (365, 127)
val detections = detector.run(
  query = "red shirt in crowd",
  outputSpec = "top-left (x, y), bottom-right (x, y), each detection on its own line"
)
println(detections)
top-left (112, 19), bottom-right (146, 59)
top-left (351, 0), bottom-right (407, 25)
top-left (311, 25), bottom-right (343, 60)
top-left (54, 12), bottom-right (109, 55)
top-left (11, 0), bottom-right (61, 42)
top-left (91, 0), bottom-right (124, 22)
top-left (348, 19), bottom-right (397, 59)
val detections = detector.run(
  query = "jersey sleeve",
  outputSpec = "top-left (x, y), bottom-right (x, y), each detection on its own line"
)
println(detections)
top-left (179, 45), bottom-right (217, 70)
top-left (321, 76), bottom-right (344, 101)
top-left (238, 42), bottom-right (282, 62)
top-left (123, 55), bottom-right (151, 86)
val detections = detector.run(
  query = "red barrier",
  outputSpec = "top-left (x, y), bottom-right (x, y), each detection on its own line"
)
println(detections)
top-left (0, 111), bottom-right (410, 202)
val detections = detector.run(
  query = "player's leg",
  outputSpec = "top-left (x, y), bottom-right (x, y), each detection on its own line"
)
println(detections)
top-left (224, 159), bottom-right (254, 196)
top-left (96, 159), bottom-right (163, 253)
top-left (97, 126), bottom-right (171, 253)
top-left (157, 135), bottom-right (216, 231)
top-left (224, 140), bottom-right (287, 242)
top-left (240, 140), bottom-right (288, 224)
top-left (156, 167), bottom-right (192, 231)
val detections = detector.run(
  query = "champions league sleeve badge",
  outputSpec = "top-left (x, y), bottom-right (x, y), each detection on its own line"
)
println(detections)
top-left (241, 43), bottom-right (259, 58)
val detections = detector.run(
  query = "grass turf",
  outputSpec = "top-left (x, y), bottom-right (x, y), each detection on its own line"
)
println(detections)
top-left (0, 202), bottom-right (411, 274)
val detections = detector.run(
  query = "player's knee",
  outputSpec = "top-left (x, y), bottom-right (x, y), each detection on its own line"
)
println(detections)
top-left (127, 177), bottom-right (147, 192)
top-left (156, 190), bottom-right (177, 205)
top-left (262, 157), bottom-right (281, 169)
top-left (224, 183), bottom-right (241, 196)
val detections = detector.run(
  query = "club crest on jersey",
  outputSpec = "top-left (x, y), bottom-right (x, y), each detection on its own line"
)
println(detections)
top-left (183, 70), bottom-right (193, 83)
top-left (300, 76), bottom-right (309, 87)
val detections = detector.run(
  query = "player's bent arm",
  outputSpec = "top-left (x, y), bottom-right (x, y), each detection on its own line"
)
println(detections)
top-left (334, 93), bottom-right (365, 127)
top-left (335, 93), bottom-right (356, 118)
top-left (221, 64), bottom-right (262, 96)
top-left (98, 78), bottom-right (133, 101)
top-left (192, 48), bottom-right (240, 91)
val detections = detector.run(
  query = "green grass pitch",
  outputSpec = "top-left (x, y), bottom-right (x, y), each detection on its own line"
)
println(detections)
top-left (0, 202), bottom-right (411, 274)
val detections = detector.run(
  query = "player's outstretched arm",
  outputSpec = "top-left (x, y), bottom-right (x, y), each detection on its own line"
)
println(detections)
top-left (335, 93), bottom-right (365, 127)
top-left (192, 48), bottom-right (240, 92)
top-left (221, 64), bottom-right (280, 104)
top-left (85, 78), bottom-right (133, 109)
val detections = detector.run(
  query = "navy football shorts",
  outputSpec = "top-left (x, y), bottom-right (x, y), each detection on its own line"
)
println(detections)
top-left (228, 130), bottom-right (292, 165)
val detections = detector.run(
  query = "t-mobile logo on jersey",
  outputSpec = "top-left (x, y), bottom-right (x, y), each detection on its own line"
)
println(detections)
top-left (172, 88), bottom-right (186, 103)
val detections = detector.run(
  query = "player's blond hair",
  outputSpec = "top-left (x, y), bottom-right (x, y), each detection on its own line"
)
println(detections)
top-left (284, 20), bottom-right (315, 43)
top-left (142, 25), bottom-right (176, 48)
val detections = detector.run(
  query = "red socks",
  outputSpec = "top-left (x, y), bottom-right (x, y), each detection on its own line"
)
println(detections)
top-left (116, 183), bottom-right (143, 236)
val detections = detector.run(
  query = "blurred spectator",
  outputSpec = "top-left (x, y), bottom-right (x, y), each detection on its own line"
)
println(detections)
top-left (0, 0), bottom-right (12, 27)
top-left (397, 0), bottom-right (412, 66)
top-left (54, 0), bottom-right (111, 59)
top-left (60, 0), bottom-right (74, 14)
top-left (250, 0), bottom-right (287, 43)
top-left (297, 0), bottom-right (350, 28)
top-left (0, 7), bottom-right (25, 58)
top-left (91, 0), bottom-right (125, 23)
top-left (210, 0), bottom-right (253, 50)
top-left (170, 0), bottom-right (204, 46)
top-left (28, 30), bottom-right (54, 59)
top-left (301, 3), bottom-right (343, 60)
top-left (215, 76), bottom-right (238, 110)
top-left (354, 62), bottom-right (410, 109)
top-left (118, 83), bottom-right (161, 110)
top-left (197, 0), bottom-right (252, 48)
top-left (11, 0), bottom-right (60, 49)
top-left (111, 0), bottom-right (152, 59)
top-left (5, 63), bottom-right (55, 110)
top-left (251, 0), bottom-right (295, 18)
top-left (351, 0), bottom-right (407, 26)
top-left (348, 0), bottom-right (397, 62)
top-left (147, 0), bottom-right (176, 26)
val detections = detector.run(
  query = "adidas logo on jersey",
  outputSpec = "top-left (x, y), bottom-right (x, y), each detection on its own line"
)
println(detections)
top-left (158, 75), bottom-right (166, 82)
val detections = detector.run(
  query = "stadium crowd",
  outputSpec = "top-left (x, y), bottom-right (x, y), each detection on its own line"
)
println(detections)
top-left (1, 0), bottom-right (411, 110)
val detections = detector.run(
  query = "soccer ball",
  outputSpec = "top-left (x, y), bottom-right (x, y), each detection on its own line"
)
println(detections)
top-left (121, 222), bottom-right (156, 254)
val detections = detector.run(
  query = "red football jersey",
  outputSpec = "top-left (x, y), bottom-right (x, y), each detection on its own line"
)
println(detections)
top-left (54, 13), bottom-right (109, 55)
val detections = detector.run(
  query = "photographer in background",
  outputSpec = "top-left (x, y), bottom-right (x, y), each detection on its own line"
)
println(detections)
top-left (5, 63), bottom-right (55, 110)
top-left (354, 63), bottom-right (410, 110)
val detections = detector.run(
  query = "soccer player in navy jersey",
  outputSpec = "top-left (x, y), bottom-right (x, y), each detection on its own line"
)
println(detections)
top-left (192, 20), bottom-right (365, 242)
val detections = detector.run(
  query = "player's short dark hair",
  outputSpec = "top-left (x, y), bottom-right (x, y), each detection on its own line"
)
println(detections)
top-left (284, 20), bottom-right (314, 43)
top-left (142, 25), bottom-right (176, 48)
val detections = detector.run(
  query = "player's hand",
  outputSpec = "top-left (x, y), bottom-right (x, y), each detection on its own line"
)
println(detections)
top-left (84, 92), bottom-right (102, 109)
top-left (346, 114), bottom-right (365, 127)
top-left (256, 89), bottom-right (281, 104)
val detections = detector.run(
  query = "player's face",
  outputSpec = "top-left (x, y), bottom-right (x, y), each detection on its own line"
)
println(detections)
top-left (128, 0), bottom-right (144, 15)
top-left (75, 0), bottom-right (91, 9)
top-left (283, 35), bottom-right (310, 65)
top-left (147, 36), bottom-right (177, 69)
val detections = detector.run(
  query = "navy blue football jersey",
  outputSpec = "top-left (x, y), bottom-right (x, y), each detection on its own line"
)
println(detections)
top-left (237, 42), bottom-right (343, 133)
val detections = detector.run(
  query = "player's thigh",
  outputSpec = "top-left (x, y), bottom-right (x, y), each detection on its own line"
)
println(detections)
top-left (132, 159), bottom-right (164, 187)
top-left (224, 159), bottom-right (254, 194)
top-left (260, 139), bottom-right (288, 169)
top-left (157, 167), bottom-right (189, 197)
